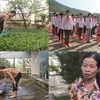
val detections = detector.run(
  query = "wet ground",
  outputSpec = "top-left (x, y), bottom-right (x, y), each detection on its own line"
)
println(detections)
top-left (0, 77), bottom-right (48, 100)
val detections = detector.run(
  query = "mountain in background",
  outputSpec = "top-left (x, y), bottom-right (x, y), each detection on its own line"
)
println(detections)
top-left (49, 0), bottom-right (100, 16)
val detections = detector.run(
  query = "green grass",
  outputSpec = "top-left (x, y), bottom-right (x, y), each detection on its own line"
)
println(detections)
top-left (56, 96), bottom-right (71, 100)
top-left (0, 28), bottom-right (48, 51)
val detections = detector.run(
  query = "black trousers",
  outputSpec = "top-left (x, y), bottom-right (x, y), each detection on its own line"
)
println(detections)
top-left (71, 26), bottom-right (75, 35)
top-left (84, 25), bottom-right (86, 33)
top-left (91, 27), bottom-right (95, 35)
top-left (52, 25), bottom-right (55, 34)
top-left (13, 72), bottom-right (21, 92)
top-left (65, 30), bottom-right (71, 45)
top-left (78, 28), bottom-right (83, 39)
top-left (59, 29), bottom-right (63, 40)
top-left (55, 27), bottom-right (58, 36)
top-left (0, 20), bottom-right (4, 34)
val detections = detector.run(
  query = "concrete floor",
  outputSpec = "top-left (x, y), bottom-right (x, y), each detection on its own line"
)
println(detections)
top-left (49, 75), bottom-right (69, 97)
top-left (49, 33), bottom-right (100, 51)
top-left (0, 77), bottom-right (48, 100)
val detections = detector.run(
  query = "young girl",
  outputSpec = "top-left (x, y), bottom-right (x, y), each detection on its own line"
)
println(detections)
top-left (0, 10), bottom-right (16, 34)
top-left (86, 13), bottom-right (92, 43)
top-left (71, 14), bottom-right (76, 37)
top-left (51, 12), bottom-right (56, 35)
top-left (55, 14), bottom-right (59, 36)
top-left (70, 52), bottom-right (100, 100)
top-left (91, 15), bottom-right (97, 36)
top-left (0, 67), bottom-right (21, 98)
top-left (58, 12), bottom-right (64, 42)
top-left (77, 13), bottom-right (84, 40)
top-left (63, 10), bottom-right (73, 47)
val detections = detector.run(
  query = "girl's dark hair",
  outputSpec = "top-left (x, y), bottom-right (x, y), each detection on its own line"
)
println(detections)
top-left (66, 10), bottom-right (70, 13)
top-left (0, 65), bottom-right (5, 69)
top-left (80, 13), bottom-right (82, 15)
top-left (82, 52), bottom-right (100, 88)
top-left (60, 12), bottom-right (63, 16)
top-left (10, 10), bottom-right (16, 15)
top-left (88, 13), bottom-right (91, 17)
top-left (53, 12), bottom-right (56, 15)
top-left (55, 14), bottom-right (58, 16)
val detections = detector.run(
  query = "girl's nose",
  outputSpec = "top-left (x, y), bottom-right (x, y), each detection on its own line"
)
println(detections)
top-left (85, 66), bottom-right (90, 71)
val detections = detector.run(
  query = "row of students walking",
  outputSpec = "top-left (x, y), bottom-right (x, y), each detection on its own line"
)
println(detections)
top-left (51, 10), bottom-right (98, 47)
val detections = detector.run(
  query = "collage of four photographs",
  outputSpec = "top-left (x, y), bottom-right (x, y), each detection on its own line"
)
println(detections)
top-left (0, 0), bottom-right (100, 100)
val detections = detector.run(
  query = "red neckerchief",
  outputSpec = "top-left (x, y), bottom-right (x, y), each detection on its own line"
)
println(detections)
top-left (89, 18), bottom-right (92, 23)
top-left (80, 17), bottom-right (82, 21)
top-left (66, 15), bottom-right (69, 22)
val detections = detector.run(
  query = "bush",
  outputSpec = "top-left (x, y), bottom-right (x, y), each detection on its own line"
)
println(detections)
top-left (0, 28), bottom-right (48, 51)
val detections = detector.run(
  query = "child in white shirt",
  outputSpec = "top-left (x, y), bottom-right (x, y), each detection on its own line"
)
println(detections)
top-left (77, 13), bottom-right (84, 40)
top-left (58, 12), bottom-right (64, 41)
top-left (86, 13), bottom-right (92, 43)
top-left (63, 10), bottom-right (73, 47)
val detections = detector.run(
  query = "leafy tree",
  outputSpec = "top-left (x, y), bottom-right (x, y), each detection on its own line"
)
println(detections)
top-left (54, 52), bottom-right (86, 84)
top-left (45, 0), bottom-right (48, 6)
top-left (0, 59), bottom-right (12, 68)
top-left (17, 58), bottom-right (31, 72)
top-left (49, 52), bottom-right (60, 73)
top-left (49, 62), bottom-right (59, 73)
top-left (39, 13), bottom-right (47, 25)
top-left (6, 0), bottom-right (45, 28)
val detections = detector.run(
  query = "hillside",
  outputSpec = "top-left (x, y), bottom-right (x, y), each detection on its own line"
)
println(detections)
top-left (49, 0), bottom-right (99, 16)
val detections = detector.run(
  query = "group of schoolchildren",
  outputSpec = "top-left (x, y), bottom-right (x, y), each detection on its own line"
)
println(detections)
top-left (51, 10), bottom-right (99, 47)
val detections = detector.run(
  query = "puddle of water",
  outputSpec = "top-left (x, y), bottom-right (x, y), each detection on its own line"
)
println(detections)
top-left (0, 78), bottom-right (47, 100)
top-left (0, 86), bottom-right (35, 100)
top-left (6, 86), bottom-right (35, 96)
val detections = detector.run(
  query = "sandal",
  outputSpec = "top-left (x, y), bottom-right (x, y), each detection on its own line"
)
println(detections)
top-left (10, 95), bottom-right (17, 98)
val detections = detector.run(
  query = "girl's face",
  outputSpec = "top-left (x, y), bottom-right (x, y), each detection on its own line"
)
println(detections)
top-left (10, 13), bottom-right (16, 17)
top-left (66, 12), bottom-right (70, 16)
top-left (81, 57), bottom-right (99, 79)
top-left (0, 69), bottom-right (3, 73)
top-left (80, 14), bottom-right (83, 18)
top-left (89, 14), bottom-right (92, 18)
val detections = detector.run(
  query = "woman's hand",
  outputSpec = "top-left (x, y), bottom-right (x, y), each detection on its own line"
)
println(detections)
top-left (13, 81), bottom-right (16, 85)
top-left (2, 29), bottom-right (5, 32)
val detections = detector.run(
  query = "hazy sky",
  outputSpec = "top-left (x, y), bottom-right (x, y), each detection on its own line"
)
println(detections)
top-left (56, 0), bottom-right (100, 13)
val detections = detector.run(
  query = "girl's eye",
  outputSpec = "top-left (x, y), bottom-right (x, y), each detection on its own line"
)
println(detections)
top-left (83, 64), bottom-right (96, 68)
top-left (90, 65), bottom-right (95, 68)
top-left (83, 64), bottom-right (87, 67)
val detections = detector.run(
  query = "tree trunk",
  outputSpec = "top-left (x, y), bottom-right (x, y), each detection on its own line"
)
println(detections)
top-left (23, 19), bottom-right (27, 29)
top-left (21, 12), bottom-right (27, 29)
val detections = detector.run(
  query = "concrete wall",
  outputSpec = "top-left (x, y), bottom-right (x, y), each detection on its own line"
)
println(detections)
top-left (0, 52), bottom-right (31, 58)
top-left (31, 52), bottom-right (40, 77)
top-left (31, 52), bottom-right (49, 79)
